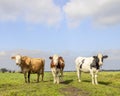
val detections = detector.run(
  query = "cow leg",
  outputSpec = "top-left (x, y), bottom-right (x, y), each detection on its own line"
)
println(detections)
top-left (60, 70), bottom-right (63, 82)
top-left (51, 68), bottom-right (57, 83)
top-left (53, 72), bottom-right (57, 84)
top-left (56, 69), bottom-right (60, 84)
top-left (95, 70), bottom-right (98, 85)
top-left (61, 70), bottom-right (63, 77)
top-left (95, 74), bottom-right (98, 85)
top-left (24, 72), bottom-right (27, 83)
top-left (76, 67), bottom-right (81, 82)
top-left (28, 71), bottom-right (31, 83)
top-left (52, 72), bottom-right (57, 84)
top-left (37, 73), bottom-right (40, 83)
top-left (90, 70), bottom-right (95, 84)
top-left (41, 73), bottom-right (44, 81)
top-left (56, 75), bottom-right (60, 84)
top-left (41, 67), bottom-right (44, 81)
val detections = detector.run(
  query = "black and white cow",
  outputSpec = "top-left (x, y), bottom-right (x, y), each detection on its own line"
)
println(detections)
top-left (75, 53), bottom-right (108, 85)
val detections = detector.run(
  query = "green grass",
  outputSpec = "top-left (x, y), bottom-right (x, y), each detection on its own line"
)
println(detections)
top-left (0, 71), bottom-right (120, 96)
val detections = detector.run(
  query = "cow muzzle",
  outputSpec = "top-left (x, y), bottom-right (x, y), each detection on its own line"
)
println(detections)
top-left (16, 63), bottom-right (20, 65)
top-left (99, 62), bottom-right (103, 66)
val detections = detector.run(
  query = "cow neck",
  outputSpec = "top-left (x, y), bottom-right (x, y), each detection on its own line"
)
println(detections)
top-left (57, 62), bottom-right (60, 68)
top-left (90, 59), bottom-right (100, 69)
top-left (20, 58), bottom-right (31, 67)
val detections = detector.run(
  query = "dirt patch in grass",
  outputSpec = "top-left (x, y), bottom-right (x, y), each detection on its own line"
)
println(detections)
top-left (60, 86), bottom-right (89, 96)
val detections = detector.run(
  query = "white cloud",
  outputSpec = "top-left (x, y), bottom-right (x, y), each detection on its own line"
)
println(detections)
top-left (0, 0), bottom-right (120, 27)
top-left (0, 0), bottom-right (24, 21)
top-left (94, 0), bottom-right (120, 25)
top-left (25, 0), bottom-right (62, 25)
top-left (63, 0), bottom-right (120, 27)
top-left (0, 0), bottom-right (62, 25)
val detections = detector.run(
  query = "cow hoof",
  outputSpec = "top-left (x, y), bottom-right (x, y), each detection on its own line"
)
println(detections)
top-left (95, 83), bottom-right (98, 85)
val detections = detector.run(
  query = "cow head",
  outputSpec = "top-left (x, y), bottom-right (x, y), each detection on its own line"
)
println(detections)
top-left (11, 55), bottom-right (31, 66)
top-left (11, 55), bottom-right (22, 65)
top-left (93, 53), bottom-right (108, 66)
top-left (49, 54), bottom-right (59, 66)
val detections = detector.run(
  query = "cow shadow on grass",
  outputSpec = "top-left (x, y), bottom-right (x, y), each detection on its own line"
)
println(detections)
top-left (61, 79), bottom-right (73, 84)
top-left (82, 80), bottom-right (112, 85)
top-left (99, 81), bottom-right (112, 85)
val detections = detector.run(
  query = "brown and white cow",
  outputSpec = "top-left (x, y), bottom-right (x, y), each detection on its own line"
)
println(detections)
top-left (49, 54), bottom-right (65, 84)
top-left (11, 54), bottom-right (45, 83)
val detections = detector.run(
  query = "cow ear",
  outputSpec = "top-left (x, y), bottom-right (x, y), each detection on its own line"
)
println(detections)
top-left (59, 57), bottom-right (62, 59)
top-left (11, 56), bottom-right (15, 59)
top-left (93, 56), bottom-right (97, 58)
top-left (49, 56), bottom-right (53, 59)
top-left (103, 55), bottom-right (108, 59)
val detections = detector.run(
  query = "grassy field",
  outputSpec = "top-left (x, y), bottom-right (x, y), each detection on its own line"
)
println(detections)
top-left (0, 71), bottom-right (120, 96)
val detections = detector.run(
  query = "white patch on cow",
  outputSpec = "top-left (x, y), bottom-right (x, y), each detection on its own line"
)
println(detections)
top-left (75, 57), bottom-right (94, 72)
top-left (97, 53), bottom-right (103, 66)
top-left (15, 55), bottom-right (22, 65)
top-left (53, 54), bottom-right (59, 66)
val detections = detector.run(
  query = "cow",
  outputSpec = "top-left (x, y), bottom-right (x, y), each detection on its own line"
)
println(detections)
top-left (49, 54), bottom-right (65, 84)
top-left (11, 54), bottom-right (45, 83)
top-left (75, 53), bottom-right (108, 85)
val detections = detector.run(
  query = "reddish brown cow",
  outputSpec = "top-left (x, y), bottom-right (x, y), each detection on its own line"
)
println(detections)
top-left (49, 54), bottom-right (65, 84)
top-left (11, 55), bottom-right (45, 83)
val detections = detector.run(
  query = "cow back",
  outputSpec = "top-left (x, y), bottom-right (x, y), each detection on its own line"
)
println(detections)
top-left (30, 58), bottom-right (45, 72)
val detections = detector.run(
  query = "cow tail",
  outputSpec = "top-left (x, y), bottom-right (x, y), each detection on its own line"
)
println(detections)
top-left (42, 59), bottom-right (45, 74)
top-left (41, 59), bottom-right (45, 81)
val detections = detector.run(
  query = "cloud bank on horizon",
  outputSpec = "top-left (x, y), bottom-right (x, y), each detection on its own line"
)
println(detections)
top-left (0, 49), bottom-right (120, 71)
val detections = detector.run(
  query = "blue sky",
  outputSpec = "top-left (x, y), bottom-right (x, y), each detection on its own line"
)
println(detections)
top-left (0, 0), bottom-right (120, 71)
